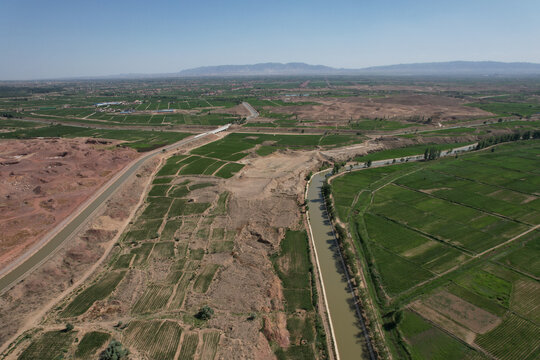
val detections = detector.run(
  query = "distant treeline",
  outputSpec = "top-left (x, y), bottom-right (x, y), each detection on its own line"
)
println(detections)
top-left (476, 129), bottom-right (540, 150)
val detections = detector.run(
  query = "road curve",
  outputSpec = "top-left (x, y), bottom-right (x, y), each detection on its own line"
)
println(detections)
top-left (0, 127), bottom-right (229, 295)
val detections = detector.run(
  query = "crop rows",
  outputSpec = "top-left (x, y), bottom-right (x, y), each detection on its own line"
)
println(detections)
top-left (61, 271), bottom-right (126, 317)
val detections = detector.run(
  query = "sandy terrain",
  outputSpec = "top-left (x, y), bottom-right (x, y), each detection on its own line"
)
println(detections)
top-left (270, 94), bottom-right (493, 124)
top-left (0, 138), bottom-right (138, 271)
top-left (0, 156), bottom-right (160, 355)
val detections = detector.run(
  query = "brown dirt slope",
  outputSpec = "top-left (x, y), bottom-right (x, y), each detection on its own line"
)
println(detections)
top-left (0, 138), bottom-right (137, 270)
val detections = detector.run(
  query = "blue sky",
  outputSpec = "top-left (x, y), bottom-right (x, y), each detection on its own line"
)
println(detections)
top-left (1, 0), bottom-right (539, 80)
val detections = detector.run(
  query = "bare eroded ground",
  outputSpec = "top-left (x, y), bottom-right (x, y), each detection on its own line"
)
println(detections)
top-left (0, 138), bottom-right (138, 270)
top-left (270, 94), bottom-right (493, 123)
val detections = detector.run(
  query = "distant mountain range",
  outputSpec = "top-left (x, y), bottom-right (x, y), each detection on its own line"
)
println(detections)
top-left (43, 61), bottom-right (540, 81)
top-left (177, 61), bottom-right (540, 77)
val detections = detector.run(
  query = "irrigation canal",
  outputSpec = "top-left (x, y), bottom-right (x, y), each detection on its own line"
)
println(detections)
top-left (307, 170), bottom-right (375, 360)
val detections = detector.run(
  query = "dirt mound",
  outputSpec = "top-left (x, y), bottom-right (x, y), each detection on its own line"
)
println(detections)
top-left (0, 138), bottom-right (137, 271)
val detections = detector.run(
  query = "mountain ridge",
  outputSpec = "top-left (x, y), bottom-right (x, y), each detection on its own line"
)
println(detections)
top-left (177, 61), bottom-right (540, 77)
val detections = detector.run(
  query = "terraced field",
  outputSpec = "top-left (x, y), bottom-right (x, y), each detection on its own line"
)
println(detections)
top-left (331, 140), bottom-right (540, 359)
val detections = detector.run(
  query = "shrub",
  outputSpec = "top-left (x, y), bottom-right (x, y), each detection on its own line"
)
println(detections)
top-left (99, 340), bottom-right (128, 360)
top-left (196, 306), bottom-right (214, 320)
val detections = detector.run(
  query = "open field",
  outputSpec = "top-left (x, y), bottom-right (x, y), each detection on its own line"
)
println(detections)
top-left (331, 139), bottom-right (540, 359)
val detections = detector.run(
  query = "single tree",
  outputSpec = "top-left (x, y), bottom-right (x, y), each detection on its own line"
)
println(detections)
top-left (99, 340), bottom-right (128, 360)
top-left (196, 306), bottom-right (214, 320)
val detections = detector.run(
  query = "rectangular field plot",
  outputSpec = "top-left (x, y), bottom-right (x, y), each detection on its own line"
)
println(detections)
top-left (161, 219), bottom-right (183, 240)
top-left (214, 163), bottom-right (244, 178)
top-left (475, 314), bottom-right (540, 360)
top-left (364, 213), bottom-right (468, 273)
top-left (371, 245), bottom-right (433, 296)
top-left (399, 310), bottom-right (486, 360)
top-left (75, 331), bottom-right (110, 359)
top-left (193, 264), bottom-right (220, 293)
top-left (18, 330), bottom-right (76, 360)
top-left (61, 271), bottom-right (126, 317)
top-left (156, 154), bottom-right (189, 176)
top-left (130, 243), bottom-right (154, 266)
top-left (395, 168), bottom-right (540, 224)
top-left (123, 219), bottom-right (163, 242)
top-left (140, 197), bottom-right (173, 219)
top-left (496, 231), bottom-right (540, 277)
top-left (371, 184), bottom-right (528, 253)
top-left (150, 241), bottom-right (176, 260)
top-left (124, 320), bottom-right (182, 360)
top-left (178, 156), bottom-right (220, 175)
top-left (169, 199), bottom-right (211, 217)
top-left (148, 184), bottom-right (172, 197)
top-left (177, 332), bottom-right (199, 360)
top-left (113, 253), bottom-right (134, 269)
top-left (272, 230), bottom-right (314, 313)
top-left (132, 285), bottom-right (174, 314)
top-left (331, 163), bottom-right (418, 220)
top-left (200, 331), bottom-right (221, 360)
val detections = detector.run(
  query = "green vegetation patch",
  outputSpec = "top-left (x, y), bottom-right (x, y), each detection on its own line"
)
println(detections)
top-left (141, 197), bottom-right (173, 219)
top-left (214, 163), bottom-right (244, 178)
top-left (169, 199), bottom-right (211, 217)
top-left (467, 102), bottom-right (540, 117)
top-left (152, 176), bottom-right (174, 184)
top-left (399, 310), bottom-right (479, 360)
top-left (371, 245), bottom-right (433, 296)
top-left (61, 271), bottom-right (126, 317)
top-left (497, 232), bottom-right (540, 277)
top-left (273, 230), bottom-right (313, 312)
top-left (209, 241), bottom-right (234, 253)
top-left (200, 331), bottom-right (221, 360)
top-left (130, 243), bottom-right (154, 266)
top-left (476, 313), bottom-right (540, 360)
top-left (354, 142), bottom-right (474, 163)
top-left (455, 269), bottom-right (512, 308)
top-left (124, 320), bottom-right (183, 360)
top-left (18, 330), bottom-right (76, 360)
top-left (0, 125), bottom-right (191, 152)
top-left (177, 332), bottom-right (199, 360)
top-left (161, 219), bottom-right (182, 241)
top-left (193, 264), bottom-right (220, 293)
top-left (75, 331), bottom-right (110, 359)
top-left (148, 184), bottom-right (171, 197)
top-left (113, 253), bottom-right (134, 269)
top-left (132, 285), bottom-right (174, 314)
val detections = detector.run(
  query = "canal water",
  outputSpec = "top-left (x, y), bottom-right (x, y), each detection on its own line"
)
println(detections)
top-left (307, 170), bottom-right (373, 360)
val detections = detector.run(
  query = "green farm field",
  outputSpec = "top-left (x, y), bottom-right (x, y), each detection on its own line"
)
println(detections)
top-left (0, 124), bottom-right (191, 151)
top-left (331, 139), bottom-right (540, 359)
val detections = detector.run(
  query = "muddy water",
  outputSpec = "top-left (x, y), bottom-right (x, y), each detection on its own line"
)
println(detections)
top-left (307, 170), bottom-right (373, 360)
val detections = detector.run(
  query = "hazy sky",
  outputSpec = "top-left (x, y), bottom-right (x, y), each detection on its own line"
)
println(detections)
top-left (1, 0), bottom-right (540, 80)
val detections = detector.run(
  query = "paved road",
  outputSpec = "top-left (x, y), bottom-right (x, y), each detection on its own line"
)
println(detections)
top-left (242, 101), bottom-right (259, 121)
top-left (0, 126), bottom-right (229, 295)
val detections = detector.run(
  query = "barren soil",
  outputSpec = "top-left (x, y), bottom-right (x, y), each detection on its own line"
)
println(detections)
top-left (0, 138), bottom-right (138, 270)
top-left (0, 156), bottom-right (160, 354)
top-left (271, 94), bottom-right (492, 124)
